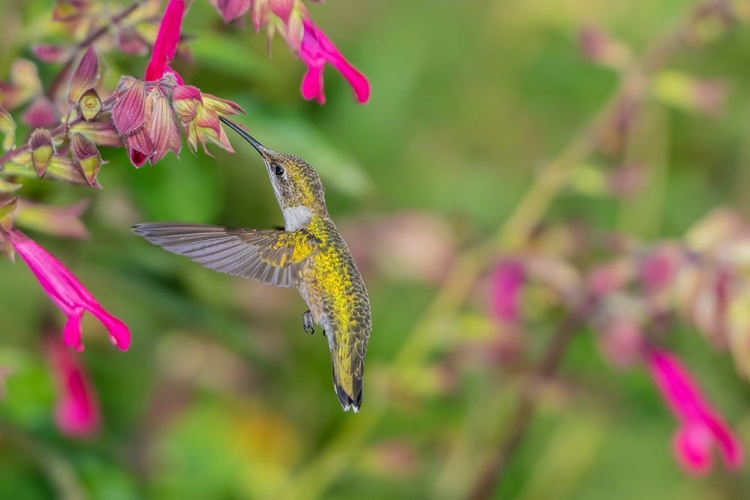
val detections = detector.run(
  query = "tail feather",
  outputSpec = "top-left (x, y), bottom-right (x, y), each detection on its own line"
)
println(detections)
top-left (332, 361), bottom-right (363, 413)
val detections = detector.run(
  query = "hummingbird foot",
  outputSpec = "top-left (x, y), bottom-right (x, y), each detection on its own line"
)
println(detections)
top-left (303, 310), bottom-right (315, 335)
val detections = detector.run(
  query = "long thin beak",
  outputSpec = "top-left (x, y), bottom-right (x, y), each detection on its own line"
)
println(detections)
top-left (219, 116), bottom-right (269, 157)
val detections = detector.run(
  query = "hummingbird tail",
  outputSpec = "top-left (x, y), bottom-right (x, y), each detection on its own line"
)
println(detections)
top-left (332, 361), bottom-right (363, 413)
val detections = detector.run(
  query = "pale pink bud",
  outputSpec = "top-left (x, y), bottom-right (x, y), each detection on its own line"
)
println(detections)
top-left (67, 47), bottom-right (99, 103)
top-left (112, 78), bottom-right (147, 135)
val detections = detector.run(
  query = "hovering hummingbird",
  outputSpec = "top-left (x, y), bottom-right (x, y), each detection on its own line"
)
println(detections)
top-left (132, 117), bottom-right (371, 412)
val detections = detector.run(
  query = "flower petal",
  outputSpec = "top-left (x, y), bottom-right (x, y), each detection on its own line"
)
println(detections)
top-left (47, 339), bottom-right (100, 437)
top-left (112, 79), bottom-right (147, 136)
top-left (145, 0), bottom-right (185, 81)
top-left (67, 47), bottom-right (99, 103)
top-left (5, 229), bottom-right (130, 351)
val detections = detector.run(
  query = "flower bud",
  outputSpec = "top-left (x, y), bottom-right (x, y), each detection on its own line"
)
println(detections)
top-left (67, 47), bottom-right (99, 103)
top-left (0, 196), bottom-right (18, 231)
top-left (0, 106), bottom-right (16, 151)
top-left (29, 128), bottom-right (55, 176)
top-left (78, 88), bottom-right (102, 121)
top-left (22, 97), bottom-right (59, 128)
top-left (172, 85), bottom-right (202, 123)
top-left (71, 133), bottom-right (102, 186)
top-left (112, 77), bottom-right (147, 135)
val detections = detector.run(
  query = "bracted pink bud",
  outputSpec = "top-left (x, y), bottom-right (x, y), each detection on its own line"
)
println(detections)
top-left (67, 47), bottom-right (99, 104)
top-left (112, 78), bottom-right (147, 136)
top-left (79, 88), bottom-right (102, 121)
top-left (172, 84), bottom-right (202, 123)
top-left (22, 97), bottom-right (59, 128)
top-left (29, 128), bottom-right (55, 176)
top-left (148, 90), bottom-right (181, 162)
top-left (70, 132), bottom-right (103, 185)
top-left (212, 0), bottom-right (252, 22)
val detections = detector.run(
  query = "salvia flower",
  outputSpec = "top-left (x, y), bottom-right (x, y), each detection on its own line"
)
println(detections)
top-left (144, 0), bottom-right (185, 83)
top-left (46, 339), bottom-right (100, 437)
top-left (3, 229), bottom-right (130, 351)
top-left (297, 19), bottom-right (370, 104)
top-left (646, 348), bottom-right (744, 474)
top-left (489, 259), bottom-right (525, 323)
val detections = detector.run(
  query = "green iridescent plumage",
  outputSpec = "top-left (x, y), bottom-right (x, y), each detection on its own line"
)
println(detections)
top-left (133, 118), bottom-right (372, 412)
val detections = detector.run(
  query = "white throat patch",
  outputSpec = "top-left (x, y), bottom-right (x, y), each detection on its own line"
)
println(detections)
top-left (283, 205), bottom-right (313, 231)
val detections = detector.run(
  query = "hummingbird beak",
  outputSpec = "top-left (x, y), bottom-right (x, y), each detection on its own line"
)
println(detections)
top-left (219, 116), bottom-right (271, 159)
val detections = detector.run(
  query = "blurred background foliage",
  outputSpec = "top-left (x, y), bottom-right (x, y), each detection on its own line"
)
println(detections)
top-left (1, 0), bottom-right (750, 498)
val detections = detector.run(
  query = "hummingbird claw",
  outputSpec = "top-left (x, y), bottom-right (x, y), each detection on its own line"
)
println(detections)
top-left (303, 310), bottom-right (315, 335)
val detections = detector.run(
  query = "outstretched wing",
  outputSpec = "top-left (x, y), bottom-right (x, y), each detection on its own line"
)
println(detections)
top-left (132, 222), bottom-right (317, 287)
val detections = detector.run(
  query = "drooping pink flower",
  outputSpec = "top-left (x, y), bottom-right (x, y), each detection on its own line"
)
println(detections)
top-left (144, 0), bottom-right (185, 84)
top-left (3, 229), bottom-right (130, 351)
top-left (489, 259), bottom-right (525, 323)
top-left (298, 19), bottom-right (369, 104)
top-left (646, 348), bottom-right (744, 474)
top-left (46, 339), bottom-right (100, 437)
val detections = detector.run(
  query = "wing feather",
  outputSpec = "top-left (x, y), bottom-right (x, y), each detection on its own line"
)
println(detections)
top-left (132, 222), bottom-right (316, 287)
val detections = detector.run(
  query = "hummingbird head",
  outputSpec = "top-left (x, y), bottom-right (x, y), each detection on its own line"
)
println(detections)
top-left (220, 118), bottom-right (328, 230)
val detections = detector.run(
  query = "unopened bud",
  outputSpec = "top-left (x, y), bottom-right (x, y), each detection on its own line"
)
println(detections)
top-left (29, 128), bottom-right (55, 176)
top-left (70, 133), bottom-right (102, 186)
top-left (79, 88), bottom-right (102, 121)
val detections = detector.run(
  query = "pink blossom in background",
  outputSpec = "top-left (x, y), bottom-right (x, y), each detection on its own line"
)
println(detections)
top-left (298, 19), bottom-right (370, 104)
top-left (3, 229), bottom-right (130, 351)
top-left (646, 348), bottom-right (744, 474)
top-left (46, 339), bottom-right (100, 437)
top-left (144, 0), bottom-right (185, 83)
top-left (489, 259), bottom-right (525, 323)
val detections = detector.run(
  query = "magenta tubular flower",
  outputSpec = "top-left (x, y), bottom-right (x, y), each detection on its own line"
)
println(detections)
top-left (298, 19), bottom-right (370, 104)
top-left (4, 229), bottom-right (130, 351)
top-left (46, 339), bottom-right (100, 437)
top-left (144, 0), bottom-right (185, 84)
top-left (646, 348), bottom-right (744, 474)
top-left (488, 259), bottom-right (525, 323)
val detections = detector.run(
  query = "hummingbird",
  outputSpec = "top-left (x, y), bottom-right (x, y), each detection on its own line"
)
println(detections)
top-left (132, 117), bottom-right (371, 412)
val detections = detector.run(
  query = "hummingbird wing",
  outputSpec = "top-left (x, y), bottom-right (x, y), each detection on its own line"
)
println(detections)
top-left (132, 222), bottom-right (317, 287)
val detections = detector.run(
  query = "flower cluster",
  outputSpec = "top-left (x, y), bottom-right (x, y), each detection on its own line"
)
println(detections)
top-left (210, 0), bottom-right (370, 104)
top-left (486, 209), bottom-right (750, 475)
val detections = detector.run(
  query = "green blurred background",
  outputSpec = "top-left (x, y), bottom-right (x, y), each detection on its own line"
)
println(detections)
top-left (1, 0), bottom-right (750, 498)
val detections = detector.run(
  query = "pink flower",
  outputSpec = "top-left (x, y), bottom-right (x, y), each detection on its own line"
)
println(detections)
top-left (3, 229), bottom-right (130, 351)
top-left (144, 0), bottom-right (185, 84)
top-left (489, 259), bottom-right (525, 323)
top-left (46, 339), bottom-right (100, 437)
top-left (646, 348), bottom-right (744, 474)
top-left (298, 19), bottom-right (369, 104)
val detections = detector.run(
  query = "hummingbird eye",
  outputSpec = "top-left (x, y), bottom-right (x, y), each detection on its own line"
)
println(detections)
top-left (273, 164), bottom-right (285, 177)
